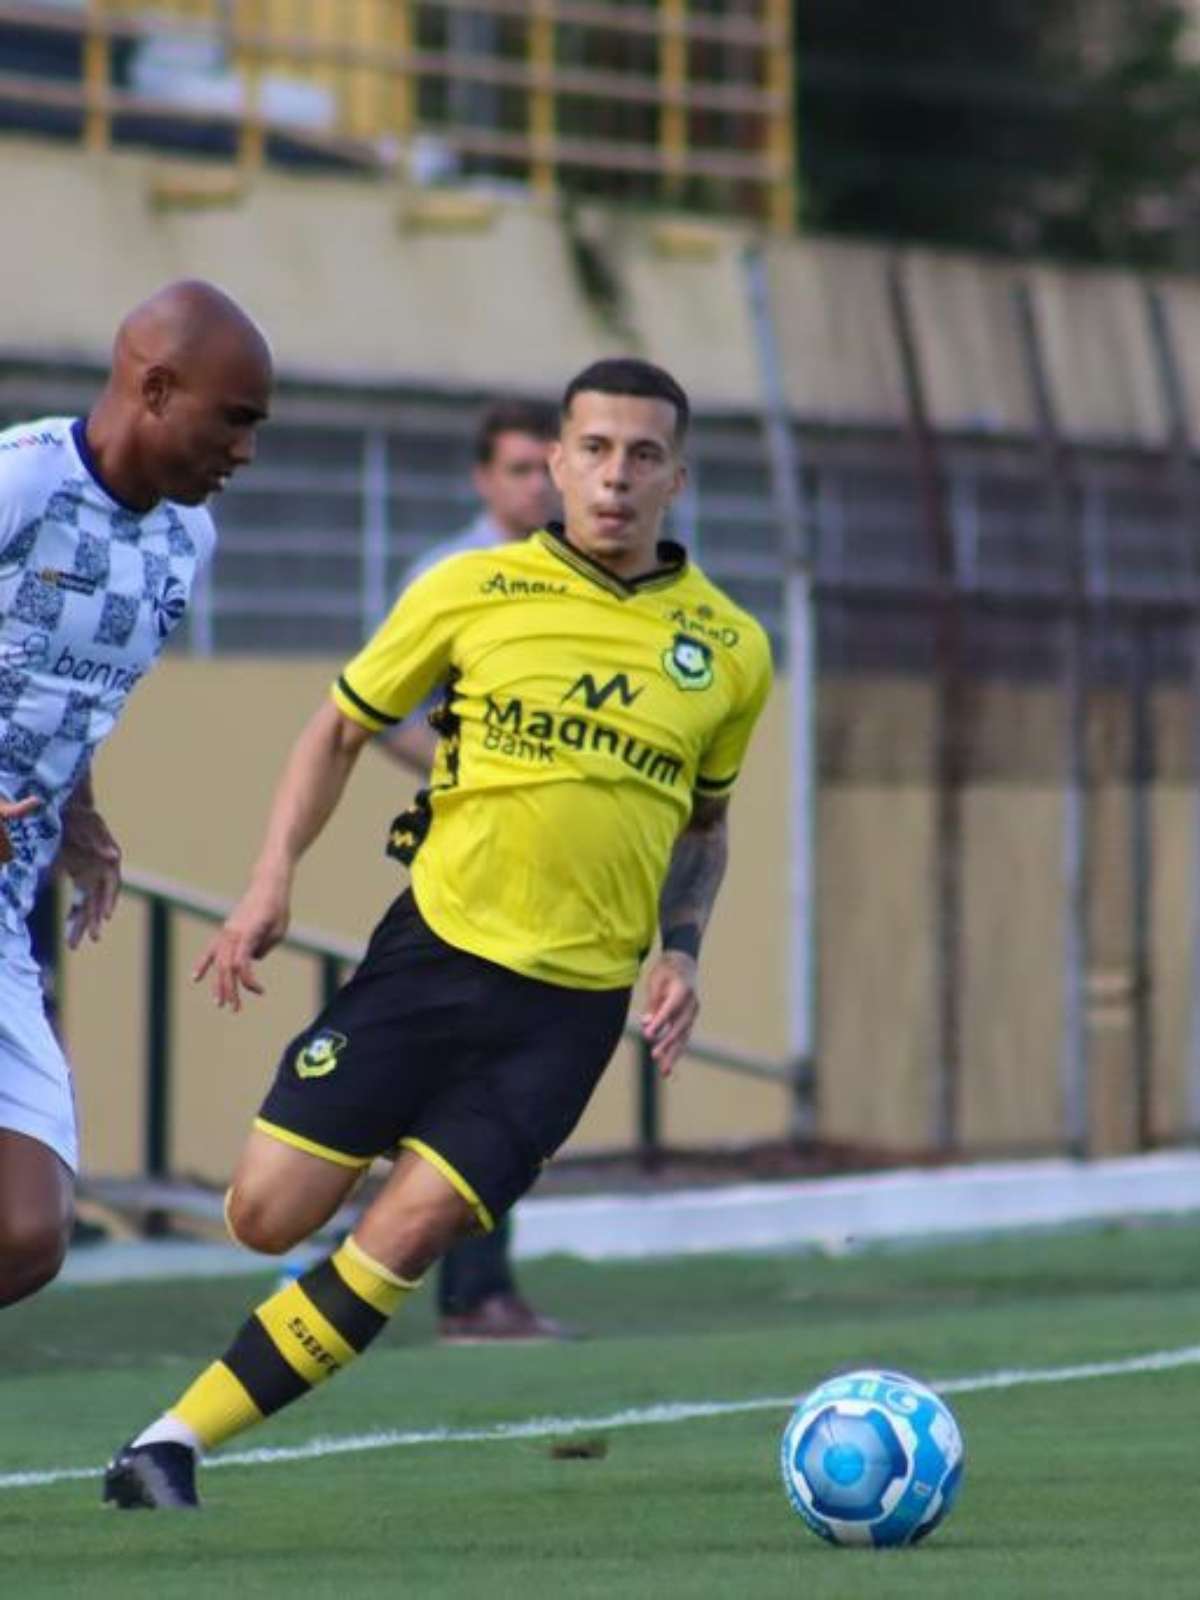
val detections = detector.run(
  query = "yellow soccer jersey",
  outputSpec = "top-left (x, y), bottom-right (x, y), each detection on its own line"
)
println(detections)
top-left (332, 526), bottom-right (772, 989)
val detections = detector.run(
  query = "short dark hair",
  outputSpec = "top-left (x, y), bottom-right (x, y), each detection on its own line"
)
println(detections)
top-left (562, 357), bottom-right (690, 442)
top-left (474, 398), bottom-right (558, 465)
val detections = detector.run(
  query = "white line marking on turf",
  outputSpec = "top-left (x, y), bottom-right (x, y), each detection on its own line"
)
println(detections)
top-left (4, 1342), bottom-right (1199, 1492)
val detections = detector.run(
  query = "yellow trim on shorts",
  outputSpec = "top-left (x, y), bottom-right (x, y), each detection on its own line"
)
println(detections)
top-left (400, 1136), bottom-right (495, 1233)
top-left (253, 1117), bottom-right (372, 1171)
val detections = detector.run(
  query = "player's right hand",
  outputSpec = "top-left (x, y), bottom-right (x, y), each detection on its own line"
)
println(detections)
top-left (193, 878), bottom-right (291, 1011)
top-left (0, 794), bottom-right (41, 866)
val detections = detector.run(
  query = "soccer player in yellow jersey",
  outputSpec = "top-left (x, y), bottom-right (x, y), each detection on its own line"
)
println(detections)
top-left (104, 357), bottom-right (773, 1510)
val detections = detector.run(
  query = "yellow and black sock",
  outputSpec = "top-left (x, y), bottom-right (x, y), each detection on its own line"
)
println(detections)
top-left (168, 1237), bottom-right (416, 1451)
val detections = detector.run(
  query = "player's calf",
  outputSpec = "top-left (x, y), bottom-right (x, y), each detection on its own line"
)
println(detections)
top-left (105, 1233), bottom-right (418, 1507)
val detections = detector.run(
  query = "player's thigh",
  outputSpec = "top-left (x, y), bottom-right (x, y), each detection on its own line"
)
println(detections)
top-left (0, 1126), bottom-right (73, 1253)
top-left (353, 1146), bottom-right (476, 1279)
top-left (253, 892), bottom-right (459, 1173)
top-left (227, 1129), bottom-right (365, 1254)
top-left (395, 977), bottom-right (632, 1252)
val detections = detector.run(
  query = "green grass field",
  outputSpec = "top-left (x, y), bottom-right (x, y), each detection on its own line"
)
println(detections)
top-left (4, 1221), bottom-right (1200, 1598)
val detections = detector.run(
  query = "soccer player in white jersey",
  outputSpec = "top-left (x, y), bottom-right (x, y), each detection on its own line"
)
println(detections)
top-left (0, 280), bottom-right (272, 1307)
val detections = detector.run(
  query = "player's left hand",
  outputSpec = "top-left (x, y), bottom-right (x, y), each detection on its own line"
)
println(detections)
top-left (640, 951), bottom-right (700, 1077)
top-left (59, 803), bottom-right (122, 949)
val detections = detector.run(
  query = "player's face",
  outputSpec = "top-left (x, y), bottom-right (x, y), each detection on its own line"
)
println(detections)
top-left (550, 392), bottom-right (685, 577)
top-left (474, 430), bottom-right (556, 538)
top-left (141, 338), bottom-right (272, 506)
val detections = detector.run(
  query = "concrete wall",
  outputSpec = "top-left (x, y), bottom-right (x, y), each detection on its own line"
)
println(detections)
top-left (6, 139), bottom-right (1200, 435)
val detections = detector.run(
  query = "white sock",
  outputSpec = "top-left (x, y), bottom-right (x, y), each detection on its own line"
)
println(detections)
top-left (130, 1414), bottom-right (203, 1456)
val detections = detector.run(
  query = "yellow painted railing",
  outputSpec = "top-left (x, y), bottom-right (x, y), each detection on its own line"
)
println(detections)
top-left (0, 0), bottom-right (795, 226)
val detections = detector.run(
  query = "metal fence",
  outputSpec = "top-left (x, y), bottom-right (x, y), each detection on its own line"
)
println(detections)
top-left (0, 0), bottom-right (794, 225)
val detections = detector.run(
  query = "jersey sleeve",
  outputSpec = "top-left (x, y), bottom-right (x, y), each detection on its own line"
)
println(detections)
top-left (331, 555), bottom-right (474, 732)
top-left (695, 624), bottom-right (773, 799)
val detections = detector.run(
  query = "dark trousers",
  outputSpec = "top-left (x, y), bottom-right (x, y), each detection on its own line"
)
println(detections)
top-left (436, 1214), bottom-right (516, 1315)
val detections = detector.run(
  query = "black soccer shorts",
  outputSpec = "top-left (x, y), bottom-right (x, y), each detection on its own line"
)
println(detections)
top-left (255, 891), bottom-right (631, 1229)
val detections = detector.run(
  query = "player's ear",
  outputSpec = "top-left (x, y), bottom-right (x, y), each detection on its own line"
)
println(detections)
top-left (142, 364), bottom-right (177, 418)
top-left (668, 458), bottom-right (687, 501)
top-left (548, 439), bottom-right (566, 493)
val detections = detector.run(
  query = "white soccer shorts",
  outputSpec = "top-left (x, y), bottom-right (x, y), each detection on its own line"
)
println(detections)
top-left (0, 938), bottom-right (78, 1173)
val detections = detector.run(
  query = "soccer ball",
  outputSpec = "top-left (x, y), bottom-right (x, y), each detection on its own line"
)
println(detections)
top-left (779, 1368), bottom-right (964, 1548)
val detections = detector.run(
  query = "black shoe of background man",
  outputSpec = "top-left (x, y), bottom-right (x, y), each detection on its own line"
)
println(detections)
top-left (102, 1441), bottom-right (199, 1510)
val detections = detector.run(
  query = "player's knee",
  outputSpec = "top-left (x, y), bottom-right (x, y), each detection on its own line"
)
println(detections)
top-left (224, 1186), bottom-right (306, 1257)
top-left (0, 1214), bottom-right (69, 1306)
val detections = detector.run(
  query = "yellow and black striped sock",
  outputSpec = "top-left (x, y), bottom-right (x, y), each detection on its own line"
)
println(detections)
top-left (168, 1237), bottom-right (416, 1451)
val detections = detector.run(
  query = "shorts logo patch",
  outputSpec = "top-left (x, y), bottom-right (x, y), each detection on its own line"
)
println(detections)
top-left (662, 632), bottom-right (714, 691)
top-left (295, 1030), bottom-right (348, 1080)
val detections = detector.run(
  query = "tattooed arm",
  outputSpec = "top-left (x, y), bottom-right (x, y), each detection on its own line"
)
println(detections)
top-left (640, 794), bottom-right (730, 1076)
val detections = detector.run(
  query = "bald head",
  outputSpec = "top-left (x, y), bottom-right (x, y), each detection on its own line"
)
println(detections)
top-left (90, 280), bottom-right (273, 509)
top-left (114, 280), bottom-right (272, 385)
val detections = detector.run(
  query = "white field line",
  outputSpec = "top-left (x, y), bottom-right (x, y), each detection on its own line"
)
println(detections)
top-left (4, 1341), bottom-right (1199, 1492)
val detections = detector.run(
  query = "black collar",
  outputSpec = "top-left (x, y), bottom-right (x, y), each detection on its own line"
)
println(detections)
top-left (536, 522), bottom-right (687, 599)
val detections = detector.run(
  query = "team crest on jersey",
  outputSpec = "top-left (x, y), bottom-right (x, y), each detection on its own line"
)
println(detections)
top-left (295, 1030), bottom-right (348, 1080)
top-left (662, 632), bottom-right (714, 691)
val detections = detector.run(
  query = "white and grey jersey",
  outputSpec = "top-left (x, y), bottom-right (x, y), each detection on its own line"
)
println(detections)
top-left (0, 416), bottom-right (215, 936)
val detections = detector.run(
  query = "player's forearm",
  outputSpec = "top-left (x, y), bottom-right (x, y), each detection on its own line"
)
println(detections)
top-left (251, 703), bottom-right (370, 886)
top-left (658, 799), bottom-right (729, 957)
top-left (64, 765), bottom-right (95, 814)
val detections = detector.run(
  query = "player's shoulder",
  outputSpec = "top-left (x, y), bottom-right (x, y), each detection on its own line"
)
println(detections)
top-left (674, 560), bottom-right (773, 678)
top-left (407, 536), bottom-right (544, 598)
top-left (404, 543), bottom-right (501, 598)
top-left (0, 416), bottom-right (75, 502)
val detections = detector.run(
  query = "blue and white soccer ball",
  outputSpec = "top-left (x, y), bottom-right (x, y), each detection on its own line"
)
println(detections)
top-left (779, 1368), bottom-right (964, 1548)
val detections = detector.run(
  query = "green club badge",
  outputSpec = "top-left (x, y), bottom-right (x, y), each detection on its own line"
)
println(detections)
top-left (295, 1030), bottom-right (348, 1080)
top-left (663, 632), bottom-right (714, 691)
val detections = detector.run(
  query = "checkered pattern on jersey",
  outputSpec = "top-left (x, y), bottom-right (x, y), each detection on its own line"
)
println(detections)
top-left (0, 448), bottom-right (210, 935)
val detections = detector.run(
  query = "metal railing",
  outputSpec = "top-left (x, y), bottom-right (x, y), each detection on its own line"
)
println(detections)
top-left (0, 0), bottom-right (795, 227)
top-left (113, 866), bottom-right (809, 1180)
